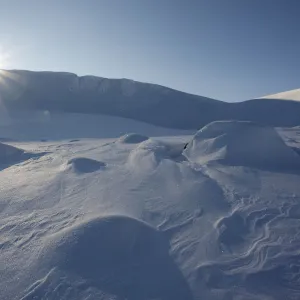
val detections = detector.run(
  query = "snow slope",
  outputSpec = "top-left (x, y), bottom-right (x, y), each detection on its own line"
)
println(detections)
top-left (0, 110), bottom-right (192, 141)
top-left (0, 69), bottom-right (222, 130)
top-left (1, 69), bottom-right (300, 129)
top-left (1, 116), bottom-right (300, 299)
top-left (262, 88), bottom-right (300, 101)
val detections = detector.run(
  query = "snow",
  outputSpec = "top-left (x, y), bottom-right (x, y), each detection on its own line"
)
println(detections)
top-left (184, 120), bottom-right (300, 170)
top-left (0, 110), bottom-right (191, 140)
top-left (67, 157), bottom-right (106, 173)
top-left (30, 215), bottom-right (193, 300)
top-left (2, 70), bottom-right (300, 129)
top-left (118, 133), bottom-right (149, 144)
top-left (1, 73), bottom-right (300, 299)
top-left (0, 142), bottom-right (24, 163)
top-left (262, 88), bottom-right (300, 101)
top-left (1, 116), bottom-right (300, 299)
top-left (0, 141), bottom-right (44, 169)
top-left (0, 69), bottom-right (219, 130)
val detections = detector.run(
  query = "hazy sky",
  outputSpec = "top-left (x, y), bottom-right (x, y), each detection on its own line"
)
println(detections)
top-left (0, 0), bottom-right (299, 101)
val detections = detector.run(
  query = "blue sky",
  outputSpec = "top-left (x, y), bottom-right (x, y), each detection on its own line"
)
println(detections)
top-left (0, 0), bottom-right (299, 101)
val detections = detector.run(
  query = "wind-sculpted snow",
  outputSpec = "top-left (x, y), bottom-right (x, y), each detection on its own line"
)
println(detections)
top-left (118, 133), bottom-right (149, 144)
top-left (127, 139), bottom-right (186, 170)
top-left (193, 192), bottom-right (300, 300)
top-left (1, 125), bottom-right (300, 299)
top-left (24, 215), bottom-right (193, 300)
top-left (0, 142), bottom-right (24, 162)
top-left (67, 157), bottom-right (106, 173)
top-left (184, 120), bottom-right (300, 170)
top-left (0, 142), bottom-right (45, 170)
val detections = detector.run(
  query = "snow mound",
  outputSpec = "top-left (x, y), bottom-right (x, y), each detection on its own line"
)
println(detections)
top-left (136, 139), bottom-right (184, 158)
top-left (0, 142), bottom-right (25, 163)
top-left (184, 121), bottom-right (300, 170)
top-left (128, 139), bottom-right (185, 169)
top-left (67, 157), bottom-right (106, 173)
top-left (118, 133), bottom-right (149, 144)
top-left (40, 215), bottom-right (192, 299)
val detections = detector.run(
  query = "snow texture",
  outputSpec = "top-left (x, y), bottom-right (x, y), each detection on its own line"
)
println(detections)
top-left (31, 215), bottom-right (192, 300)
top-left (1, 72), bottom-right (300, 299)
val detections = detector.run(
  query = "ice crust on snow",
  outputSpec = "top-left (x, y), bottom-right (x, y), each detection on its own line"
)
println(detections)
top-left (184, 120), bottom-right (300, 170)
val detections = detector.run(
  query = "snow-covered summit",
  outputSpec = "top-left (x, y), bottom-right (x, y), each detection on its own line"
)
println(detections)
top-left (262, 88), bottom-right (300, 101)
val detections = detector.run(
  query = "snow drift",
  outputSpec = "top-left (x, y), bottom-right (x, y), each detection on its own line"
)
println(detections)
top-left (33, 215), bottom-right (192, 300)
top-left (2, 126), bottom-right (300, 300)
top-left (127, 139), bottom-right (185, 170)
top-left (118, 133), bottom-right (149, 144)
top-left (0, 142), bottom-right (38, 169)
top-left (0, 142), bottom-right (24, 163)
top-left (184, 120), bottom-right (300, 170)
top-left (67, 157), bottom-right (106, 173)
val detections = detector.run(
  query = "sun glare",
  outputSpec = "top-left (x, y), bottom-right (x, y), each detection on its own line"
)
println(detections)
top-left (0, 47), bottom-right (10, 69)
top-left (0, 57), bottom-right (4, 69)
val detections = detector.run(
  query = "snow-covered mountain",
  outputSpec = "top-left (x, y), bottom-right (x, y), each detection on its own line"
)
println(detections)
top-left (0, 70), bottom-right (224, 130)
top-left (1, 70), bottom-right (300, 129)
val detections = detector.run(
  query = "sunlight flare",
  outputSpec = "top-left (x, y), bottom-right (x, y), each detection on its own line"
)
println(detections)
top-left (0, 47), bottom-right (10, 69)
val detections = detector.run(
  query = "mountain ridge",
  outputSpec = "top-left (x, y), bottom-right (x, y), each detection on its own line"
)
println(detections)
top-left (0, 69), bottom-right (300, 129)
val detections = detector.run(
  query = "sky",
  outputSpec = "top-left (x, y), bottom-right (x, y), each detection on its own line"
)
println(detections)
top-left (0, 0), bottom-right (299, 102)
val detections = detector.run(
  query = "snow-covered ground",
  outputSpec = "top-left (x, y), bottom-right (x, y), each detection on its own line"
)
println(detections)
top-left (1, 110), bottom-right (300, 300)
